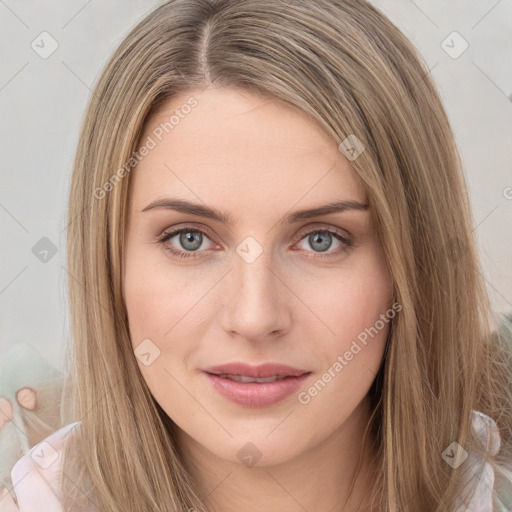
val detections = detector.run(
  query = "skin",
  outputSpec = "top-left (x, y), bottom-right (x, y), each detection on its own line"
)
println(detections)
top-left (16, 388), bottom-right (37, 411)
top-left (123, 86), bottom-right (393, 511)
top-left (0, 397), bottom-right (13, 430)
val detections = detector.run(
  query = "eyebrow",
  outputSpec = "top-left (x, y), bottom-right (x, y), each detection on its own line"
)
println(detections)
top-left (141, 197), bottom-right (369, 224)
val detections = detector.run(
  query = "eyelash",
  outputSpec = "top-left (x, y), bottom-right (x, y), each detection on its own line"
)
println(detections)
top-left (156, 224), bottom-right (353, 261)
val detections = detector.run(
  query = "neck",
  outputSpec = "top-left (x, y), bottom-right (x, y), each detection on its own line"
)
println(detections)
top-left (174, 395), bottom-right (381, 512)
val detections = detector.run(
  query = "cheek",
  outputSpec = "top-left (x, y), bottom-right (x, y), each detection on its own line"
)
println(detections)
top-left (123, 255), bottom-right (196, 413)
top-left (294, 258), bottom-right (392, 427)
top-left (295, 250), bottom-right (393, 412)
top-left (124, 246), bottom-right (195, 344)
top-left (299, 247), bottom-right (392, 351)
top-left (123, 246), bottom-right (212, 402)
top-left (124, 270), bottom-right (162, 344)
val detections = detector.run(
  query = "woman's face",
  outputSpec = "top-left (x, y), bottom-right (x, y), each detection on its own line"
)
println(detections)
top-left (123, 86), bottom-right (393, 467)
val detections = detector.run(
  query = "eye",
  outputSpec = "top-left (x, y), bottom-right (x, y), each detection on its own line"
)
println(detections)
top-left (294, 226), bottom-right (353, 259)
top-left (156, 224), bottom-right (353, 260)
top-left (156, 225), bottom-right (218, 259)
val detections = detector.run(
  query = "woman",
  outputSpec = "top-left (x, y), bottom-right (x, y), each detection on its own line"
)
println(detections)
top-left (3, 0), bottom-right (512, 510)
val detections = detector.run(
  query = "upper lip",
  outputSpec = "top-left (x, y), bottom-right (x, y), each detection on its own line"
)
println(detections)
top-left (203, 363), bottom-right (310, 378)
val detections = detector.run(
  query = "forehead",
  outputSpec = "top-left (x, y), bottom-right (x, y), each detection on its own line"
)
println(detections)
top-left (130, 87), bottom-right (367, 211)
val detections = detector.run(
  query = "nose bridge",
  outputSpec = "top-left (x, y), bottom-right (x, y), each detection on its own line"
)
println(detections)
top-left (238, 246), bottom-right (275, 299)
top-left (220, 237), bottom-right (290, 339)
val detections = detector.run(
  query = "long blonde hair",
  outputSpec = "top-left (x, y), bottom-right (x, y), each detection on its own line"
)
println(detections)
top-left (62, 0), bottom-right (512, 510)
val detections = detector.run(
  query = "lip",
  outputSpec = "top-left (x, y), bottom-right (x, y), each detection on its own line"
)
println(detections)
top-left (203, 362), bottom-right (311, 408)
top-left (204, 362), bottom-right (309, 378)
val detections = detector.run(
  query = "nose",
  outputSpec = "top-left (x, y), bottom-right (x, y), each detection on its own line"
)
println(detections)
top-left (219, 248), bottom-right (293, 343)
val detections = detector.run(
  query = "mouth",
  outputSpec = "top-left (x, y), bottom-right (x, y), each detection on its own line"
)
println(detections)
top-left (203, 362), bottom-right (310, 378)
top-left (212, 374), bottom-right (291, 383)
top-left (203, 362), bottom-right (312, 407)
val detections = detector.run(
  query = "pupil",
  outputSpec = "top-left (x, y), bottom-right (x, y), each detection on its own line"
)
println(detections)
top-left (181, 231), bottom-right (202, 250)
top-left (311, 232), bottom-right (331, 252)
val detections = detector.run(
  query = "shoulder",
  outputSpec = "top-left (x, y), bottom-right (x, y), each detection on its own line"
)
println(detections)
top-left (10, 422), bottom-right (82, 508)
top-left (471, 410), bottom-right (501, 456)
top-left (454, 410), bottom-right (501, 512)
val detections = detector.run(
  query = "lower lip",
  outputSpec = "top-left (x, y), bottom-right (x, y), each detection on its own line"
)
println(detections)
top-left (204, 372), bottom-right (311, 407)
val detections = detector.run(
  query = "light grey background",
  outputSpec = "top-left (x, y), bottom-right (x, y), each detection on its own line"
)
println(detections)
top-left (1, 0), bottom-right (511, 372)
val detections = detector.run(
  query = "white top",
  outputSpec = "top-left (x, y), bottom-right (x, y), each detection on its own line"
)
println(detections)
top-left (454, 410), bottom-right (501, 512)
top-left (3, 410), bottom-right (501, 511)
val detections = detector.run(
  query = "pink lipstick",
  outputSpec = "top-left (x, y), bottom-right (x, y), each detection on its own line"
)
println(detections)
top-left (203, 362), bottom-right (311, 408)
